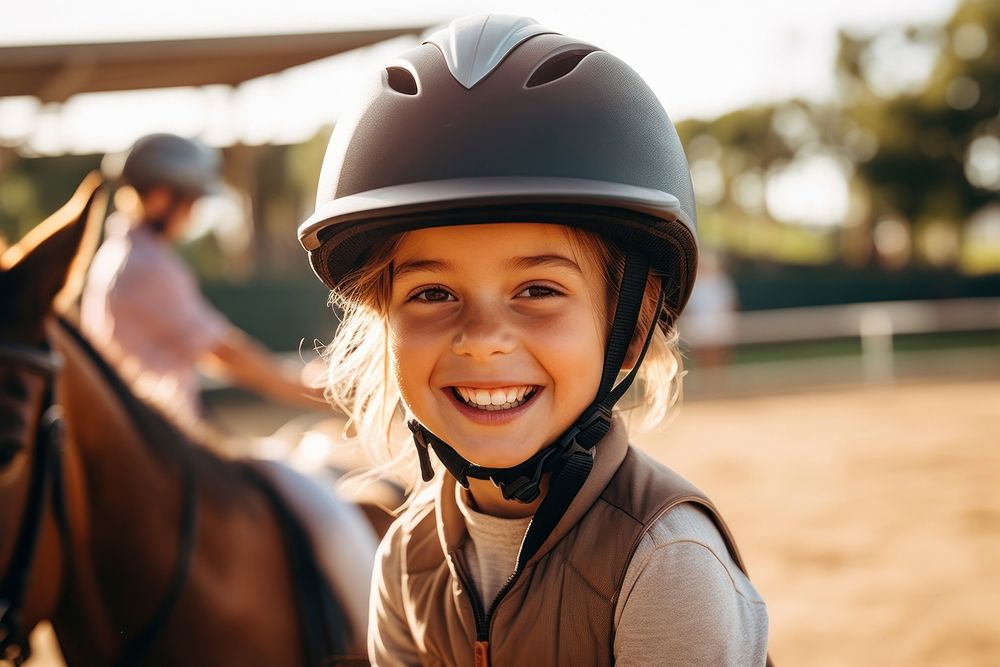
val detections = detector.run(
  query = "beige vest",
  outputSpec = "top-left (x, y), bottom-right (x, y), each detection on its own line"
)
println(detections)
top-left (396, 420), bottom-right (754, 666)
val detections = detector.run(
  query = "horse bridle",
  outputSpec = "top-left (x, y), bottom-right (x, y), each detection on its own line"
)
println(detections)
top-left (0, 341), bottom-right (68, 667)
top-left (0, 338), bottom-right (199, 667)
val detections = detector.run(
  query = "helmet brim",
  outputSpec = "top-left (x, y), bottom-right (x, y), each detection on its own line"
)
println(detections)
top-left (298, 176), bottom-right (698, 314)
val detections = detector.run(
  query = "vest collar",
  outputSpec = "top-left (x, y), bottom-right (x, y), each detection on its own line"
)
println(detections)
top-left (435, 415), bottom-right (629, 562)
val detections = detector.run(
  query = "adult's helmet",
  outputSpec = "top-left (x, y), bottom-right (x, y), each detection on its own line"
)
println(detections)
top-left (107, 133), bottom-right (220, 198)
top-left (299, 13), bottom-right (698, 318)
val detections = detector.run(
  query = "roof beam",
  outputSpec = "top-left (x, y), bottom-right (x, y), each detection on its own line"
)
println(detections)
top-left (0, 27), bottom-right (426, 102)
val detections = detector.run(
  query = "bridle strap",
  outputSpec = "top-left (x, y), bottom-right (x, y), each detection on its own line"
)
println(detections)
top-left (0, 351), bottom-right (62, 666)
top-left (0, 343), bottom-right (61, 376)
top-left (0, 339), bottom-right (200, 667)
top-left (112, 463), bottom-right (199, 667)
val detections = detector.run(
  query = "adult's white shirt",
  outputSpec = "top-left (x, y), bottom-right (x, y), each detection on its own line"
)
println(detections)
top-left (81, 213), bottom-right (229, 420)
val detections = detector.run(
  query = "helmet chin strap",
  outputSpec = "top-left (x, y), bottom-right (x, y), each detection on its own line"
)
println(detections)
top-left (408, 250), bottom-right (661, 504)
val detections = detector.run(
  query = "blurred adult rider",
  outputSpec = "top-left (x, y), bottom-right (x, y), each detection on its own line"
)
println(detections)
top-left (82, 133), bottom-right (318, 423)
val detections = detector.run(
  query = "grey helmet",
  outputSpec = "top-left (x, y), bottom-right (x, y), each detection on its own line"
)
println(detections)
top-left (299, 14), bottom-right (698, 320)
top-left (299, 16), bottom-right (699, 536)
top-left (106, 133), bottom-right (220, 198)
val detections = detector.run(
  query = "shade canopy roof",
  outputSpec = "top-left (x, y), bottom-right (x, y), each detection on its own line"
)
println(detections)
top-left (0, 26), bottom-right (427, 103)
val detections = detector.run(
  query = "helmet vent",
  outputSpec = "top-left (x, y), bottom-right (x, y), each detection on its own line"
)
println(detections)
top-left (385, 67), bottom-right (418, 95)
top-left (525, 49), bottom-right (597, 88)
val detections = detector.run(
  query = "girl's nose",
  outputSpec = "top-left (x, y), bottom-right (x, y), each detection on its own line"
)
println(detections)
top-left (451, 304), bottom-right (516, 360)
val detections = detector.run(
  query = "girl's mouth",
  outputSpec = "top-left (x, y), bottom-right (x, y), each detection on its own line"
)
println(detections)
top-left (450, 385), bottom-right (539, 412)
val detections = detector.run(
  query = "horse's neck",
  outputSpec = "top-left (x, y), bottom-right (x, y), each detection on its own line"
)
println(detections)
top-left (49, 318), bottom-right (180, 513)
top-left (43, 320), bottom-right (313, 667)
top-left (46, 318), bottom-right (189, 664)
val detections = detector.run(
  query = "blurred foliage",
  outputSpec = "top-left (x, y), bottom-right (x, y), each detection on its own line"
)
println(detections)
top-left (0, 153), bottom-right (101, 243)
top-left (200, 277), bottom-right (336, 351)
top-left (676, 0), bottom-right (1000, 276)
top-left (840, 0), bottom-right (1000, 223)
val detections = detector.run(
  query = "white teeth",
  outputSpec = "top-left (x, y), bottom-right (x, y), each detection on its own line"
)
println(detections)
top-left (452, 385), bottom-right (536, 411)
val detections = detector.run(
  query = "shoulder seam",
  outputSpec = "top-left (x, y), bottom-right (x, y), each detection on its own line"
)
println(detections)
top-left (637, 539), bottom-right (767, 606)
top-left (596, 495), bottom-right (645, 525)
top-left (563, 553), bottom-right (615, 603)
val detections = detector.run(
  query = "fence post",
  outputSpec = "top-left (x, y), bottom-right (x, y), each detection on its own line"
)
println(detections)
top-left (859, 306), bottom-right (895, 382)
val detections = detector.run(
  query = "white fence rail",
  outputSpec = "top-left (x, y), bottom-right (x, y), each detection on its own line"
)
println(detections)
top-left (684, 297), bottom-right (1000, 382)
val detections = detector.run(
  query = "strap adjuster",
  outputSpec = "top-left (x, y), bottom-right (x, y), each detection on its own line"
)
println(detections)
top-left (493, 447), bottom-right (559, 503)
top-left (556, 405), bottom-right (612, 452)
top-left (407, 419), bottom-right (437, 482)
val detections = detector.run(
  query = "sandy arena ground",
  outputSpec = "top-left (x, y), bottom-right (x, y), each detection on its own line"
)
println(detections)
top-left (26, 378), bottom-right (1000, 665)
top-left (633, 378), bottom-right (1000, 666)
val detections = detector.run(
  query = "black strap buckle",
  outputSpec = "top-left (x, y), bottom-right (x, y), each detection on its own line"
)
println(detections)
top-left (407, 419), bottom-right (436, 483)
top-left (493, 447), bottom-right (558, 504)
top-left (494, 406), bottom-right (609, 504)
top-left (406, 403), bottom-right (611, 504)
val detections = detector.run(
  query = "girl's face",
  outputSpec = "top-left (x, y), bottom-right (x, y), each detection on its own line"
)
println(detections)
top-left (388, 223), bottom-right (608, 469)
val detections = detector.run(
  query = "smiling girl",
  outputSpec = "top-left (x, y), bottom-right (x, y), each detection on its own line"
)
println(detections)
top-left (298, 14), bottom-right (769, 666)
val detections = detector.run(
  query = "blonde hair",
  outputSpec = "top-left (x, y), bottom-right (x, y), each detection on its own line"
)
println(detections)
top-left (321, 226), bottom-right (684, 495)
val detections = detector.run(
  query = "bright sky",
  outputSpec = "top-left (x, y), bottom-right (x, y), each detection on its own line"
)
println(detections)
top-left (0, 0), bottom-right (960, 157)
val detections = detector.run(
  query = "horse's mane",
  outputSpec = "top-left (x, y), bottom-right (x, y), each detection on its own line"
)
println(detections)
top-left (54, 315), bottom-right (252, 496)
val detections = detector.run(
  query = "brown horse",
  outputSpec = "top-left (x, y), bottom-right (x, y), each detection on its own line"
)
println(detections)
top-left (0, 176), bottom-right (378, 666)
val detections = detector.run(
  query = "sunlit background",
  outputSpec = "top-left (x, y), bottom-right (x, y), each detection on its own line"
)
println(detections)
top-left (3, 1), bottom-right (999, 665)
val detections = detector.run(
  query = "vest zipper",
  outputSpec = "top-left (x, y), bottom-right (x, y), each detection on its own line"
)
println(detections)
top-left (450, 550), bottom-right (527, 665)
top-left (483, 571), bottom-right (520, 633)
top-left (450, 552), bottom-right (488, 638)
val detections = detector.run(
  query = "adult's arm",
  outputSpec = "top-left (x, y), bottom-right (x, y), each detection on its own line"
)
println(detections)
top-left (201, 327), bottom-right (324, 410)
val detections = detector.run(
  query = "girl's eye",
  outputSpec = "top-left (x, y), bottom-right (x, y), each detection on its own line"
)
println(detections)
top-left (410, 286), bottom-right (455, 303)
top-left (516, 284), bottom-right (562, 299)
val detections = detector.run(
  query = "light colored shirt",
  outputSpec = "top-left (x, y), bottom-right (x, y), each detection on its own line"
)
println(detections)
top-left (681, 269), bottom-right (738, 346)
top-left (455, 485), bottom-right (532, 607)
top-left (613, 502), bottom-right (768, 665)
top-left (81, 214), bottom-right (229, 419)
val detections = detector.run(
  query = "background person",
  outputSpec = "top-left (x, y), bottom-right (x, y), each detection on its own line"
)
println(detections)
top-left (81, 133), bottom-right (319, 425)
top-left (682, 250), bottom-right (739, 368)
